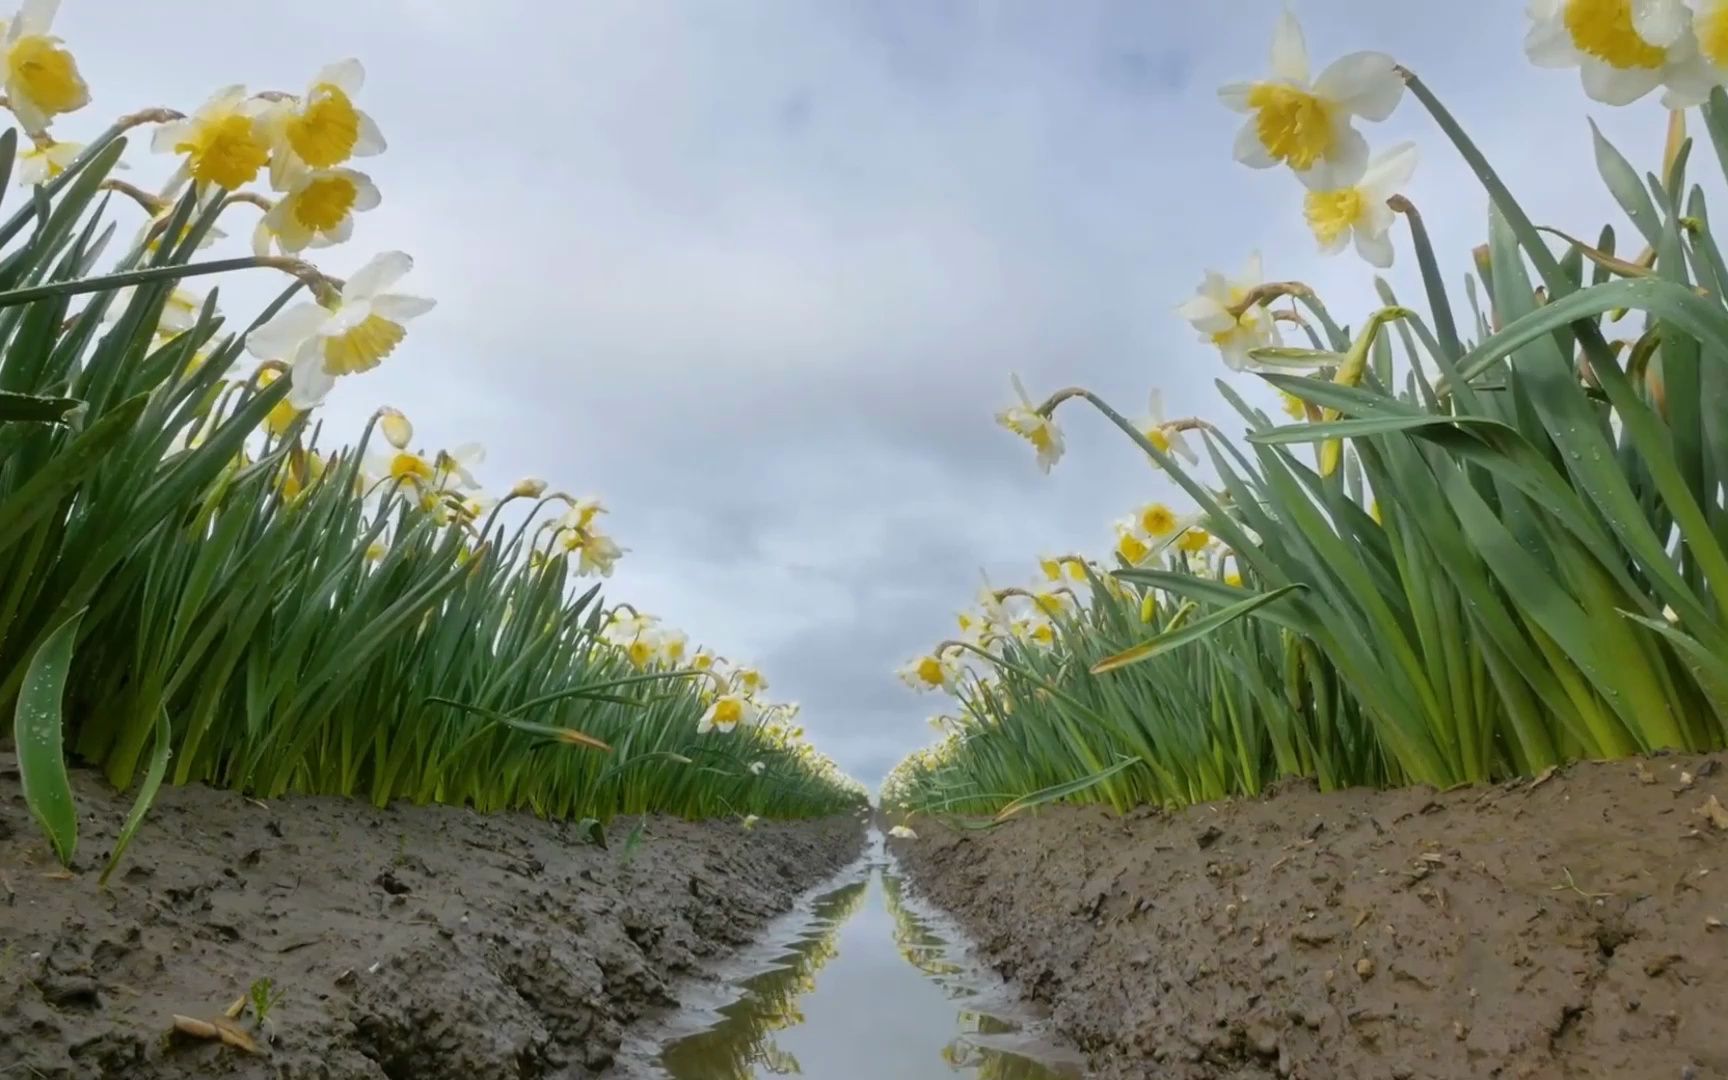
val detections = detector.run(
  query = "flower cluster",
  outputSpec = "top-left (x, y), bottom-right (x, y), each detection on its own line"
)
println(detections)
top-left (598, 609), bottom-right (795, 738)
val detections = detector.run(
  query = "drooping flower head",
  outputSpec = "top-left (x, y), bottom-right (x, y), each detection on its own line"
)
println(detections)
top-left (1219, 9), bottom-right (1404, 174)
top-left (698, 693), bottom-right (753, 735)
top-left (898, 653), bottom-right (958, 692)
top-left (17, 134), bottom-right (77, 185)
top-left (255, 167), bottom-right (380, 254)
top-left (153, 86), bottom-right (272, 192)
top-left (1299, 142), bottom-right (1418, 269)
top-left (0, 0), bottom-right (89, 133)
top-left (266, 59), bottom-right (386, 189)
top-left (996, 374), bottom-right (1064, 473)
top-left (1136, 388), bottom-right (1199, 465)
top-left (1177, 254), bottom-right (1280, 372)
top-left (244, 251), bottom-right (433, 408)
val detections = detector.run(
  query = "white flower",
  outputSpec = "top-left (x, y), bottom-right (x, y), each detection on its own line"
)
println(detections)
top-left (1177, 253), bottom-right (1281, 372)
top-left (1525, 0), bottom-right (1715, 106)
top-left (1299, 142), bottom-right (1418, 269)
top-left (888, 825), bottom-right (918, 840)
top-left (16, 136), bottom-right (77, 186)
top-left (1218, 9), bottom-right (1403, 174)
top-left (254, 167), bottom-right (380, 254)
top-left (244, 251), bottom-right (434, 408)
top-left (565, 525), bottom-right (623, 577)
top-left (0, 0), bottom-right (88, 134)
top-left (435, 442), bottom-right (485, 490)
top-left (1136, 389), bottom-right (1198, 465)
top-left (897, 653), bottom-right (958, 692)
top-left (265, 59), bottom-right (386, 189)
top-left (106, 285), bottom-right (208, 340)
top-left (698, 693), bottom-right (753, 734)
top-left (748, 761), bottom-right (766, 776)
top-left (510, 477), bottom-right (548, 499)
top-left (741, 814), bottom-right (760, 830)
top-left (562, 496), bottom-right (606, 532)
top-left (996, 374), bottom-right (1064, 473)
top-left (152, 85), bottom-right (272, 192)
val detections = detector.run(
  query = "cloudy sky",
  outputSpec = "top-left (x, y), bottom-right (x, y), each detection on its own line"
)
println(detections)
top-left (63, 1), bottom-right (1679, 786)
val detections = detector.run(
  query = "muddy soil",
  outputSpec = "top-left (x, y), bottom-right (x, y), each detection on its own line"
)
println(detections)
top-left (0, 753), bottom-right (864, 1079)
top-left (892, 753), bottom-right (1728, 1080)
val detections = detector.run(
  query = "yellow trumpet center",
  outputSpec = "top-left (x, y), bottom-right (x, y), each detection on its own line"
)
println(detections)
top-left (293, 175), bottom-right (358, 232)
top-left (8, 36), bottom-right (86, 114)
top-left (1304, 187), bottom-right (1365, 246)
top-left (323, 314), bottom-right (405, 376)
top-left (1246, 83), bottom-right (1336, 171)
top-left (179, 112), bottom-right (269, 190)
top-left (1564, 0), bottom-right (1665, 69)
top-left (287, 83), bottom-right (361, 167)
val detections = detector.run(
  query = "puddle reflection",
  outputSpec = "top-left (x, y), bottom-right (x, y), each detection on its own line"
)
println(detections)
top-left (659, 851), bottom-right (1080, 1079)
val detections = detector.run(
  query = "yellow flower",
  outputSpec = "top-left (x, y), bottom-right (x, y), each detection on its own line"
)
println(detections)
top-left (995, 374), bottom-right (1064, 473)
top-left (1113, 520), bottom-right (1151, 566)
top-left (265, 59), bottom-right (385, 189)
top-left (365, 540), bottom-right (388, 562)
top-left (0, 1), bottom-right (89, 133)
top-left (1526, 0), bottom-right (1712, 107)
top-left (1178, 529), bottom-right (1212, 555)
top-left (564, 525), bottom-right (623, 577)
top-left (1279, 391), bottom-right (1308, 421)
top-left (1177, 253), bottom-right (1280, 372)
top-left (1218, 9), bottom-right (1403, 173)
top-left (16, 134), bottom-right (77, 185)
top-left (698, 693), bottom-right (752, 735)
top-left (1225, 571), bottom-right (1244, 588)
top-left (1136, 389), bottom-right (1198, 465)
top-left (733, 666), bottom-right (769, 695)
top-left (244, 251), bottom-right (433, 408)
top-left (255, 368), bottom-right (303, 437)
top-left (897, 654), bottom-right (956, 692)
top-left (1137, 502), bottom-right (1178, 538)
top-left (153, 86), bottom-right (272, 191)
top-left (1299, 143), bottom-right (1418, 269)
top-left (254, 167), bottom-right (380, 254)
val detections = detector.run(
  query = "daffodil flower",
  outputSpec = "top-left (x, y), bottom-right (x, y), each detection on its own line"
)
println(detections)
top-left (1218, 9), bottom-right (1403, 174)
top-left (1279, 390), bottom-right (1309, 421)
top-left (741, 814), bottom-right (760, 830)
top-left (0, 0), bottom-right (88, 134)
top-left (244, 250), bottom-right (434, 408)
top-left (153, 86), bottom-right (273, 192)
top-left (254, 167), bottom-right (380, 254)
top-left (106, 285), bottom-right (210, 342)
top-left (1298, 141), bottom-right (1417, 269)
top-left (1136, 502), bottom-right (1179, 539)
top-left (733, 666), bottom-right (769, 696)
top-left (17, 135), bottom-right (77, 186)
top-left (265, 59), bottom-right (386, 190)
top-left (563, 496), bottom-right (606, 532)
top-left (510, 478), bottom-right (548, 499)
top-left (564, 525), bottom-right (623, 577)
top-left (698, 693), bottom-right (752, 735)
top-left (1177, 528), bottom-right (1213, 555)
top-left (996, 374), bottom-right (1064, 473)
top-left (435, 443), bottom-right (485, 490)
top-left (1136, 389), bottom-right (1198, 464)
top-left (255, 368), bottom-right (303, 438)
top-left (1526, 0), bottom-right (1714, 106)
top-left (897, 653), bottom-right (958, 692)
top-left (1113, 518), bottom-right (1153, 566)
top-left (377, 406), bottom-right (413, 450)
top-left (656, 629), bottom-right (689, 667)
top-left (1178, 254), bottom-right (1280, 372)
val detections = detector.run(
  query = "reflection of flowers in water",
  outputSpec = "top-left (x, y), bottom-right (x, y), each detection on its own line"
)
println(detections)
top-left (881, 873), bottom-right (965, 980)
top-left (659, 879), bottom-right (869, 1078)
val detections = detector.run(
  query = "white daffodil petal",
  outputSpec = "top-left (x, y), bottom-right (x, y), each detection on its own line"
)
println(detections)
top-left (372, 294), bottom-right (435, 321)
top-left (1579, 57), bottom-right (1663, 104)
top-left (1360, 141), bottom-right (1418, 195)
top-left (318, 57), bottom-right (365, 94)
top-left (354, 111), bottom-right (387, 156)
top-left (287, 351), bottom-right (337, 408)
top-left (351, 174), bottom-right (383, 211)
top-left (1269, 8), bottom-right (1310, 83)
top-left (1312, 51), bottom-right (1404, 121)
top-left (1524, 16), bottom-right (1578, 68)
top-left (18, 0), bottom-right (59, 36)
top-left (1633, 0), bottom-right (1689, 47)
top-left (1233, 120), bottom-right (1276, 168)
top-left (1354, 228), bottom-right (1395, 269)
top-left (246, 302), bottom-right (328, 360)
top-left (1217, 80), bottom-right (1255, 112)
top-left (345, 250), bottom-right (412, 299)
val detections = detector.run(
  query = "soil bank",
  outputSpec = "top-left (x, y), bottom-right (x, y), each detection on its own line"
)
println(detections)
top-left (0, 752), bottom-right (864, 1078)
top-left (892, 752), bottom-right (1728, 1080)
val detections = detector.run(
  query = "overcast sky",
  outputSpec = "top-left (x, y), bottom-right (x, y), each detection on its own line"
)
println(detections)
top-left (62, 1), bottom-right (1680, 787)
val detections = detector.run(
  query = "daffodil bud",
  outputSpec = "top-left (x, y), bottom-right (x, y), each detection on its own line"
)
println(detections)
top-left (378, 407), bottom-right (412, 450)
top-left (511, 477), bottom-right (548, 499)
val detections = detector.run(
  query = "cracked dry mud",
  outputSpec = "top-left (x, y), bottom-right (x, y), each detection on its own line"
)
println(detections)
top-left (0, 754), bottom-right (864, 1078)
top-left (894, 752), bottom-right (1728, 1080)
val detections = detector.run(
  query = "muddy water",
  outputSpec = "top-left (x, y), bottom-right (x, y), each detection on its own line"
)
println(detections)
top-left (648, 832), bottom-right (1085, 1079)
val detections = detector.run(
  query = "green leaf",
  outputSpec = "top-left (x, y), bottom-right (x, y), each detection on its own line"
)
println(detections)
top-left (0, 390), bottom-right (82, 425)
top-left (1092, 586), bottom-right (1306, 674)
top-left (99, 708), bottom-right (172, 888)
top-left (14, 608), bottom-right (85, 868)
top-left (575, 817), bottom-right (608, 849)
top-left (994, 757), bottom-right (1145, 822)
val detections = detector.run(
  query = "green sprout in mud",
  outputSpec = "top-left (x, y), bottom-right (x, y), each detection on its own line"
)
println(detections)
top-left (248, 977), bottom-right (285, 1028)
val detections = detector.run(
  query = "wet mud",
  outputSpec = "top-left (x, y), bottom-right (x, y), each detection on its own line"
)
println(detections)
top-left (893, 753), bottom-right (1728, 1079)
top-left (0, 753), bottom-right (864, 1078)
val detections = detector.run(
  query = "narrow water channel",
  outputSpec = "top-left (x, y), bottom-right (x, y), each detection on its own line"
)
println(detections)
top-left (649, 833), bottom-right (1084, 1079)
